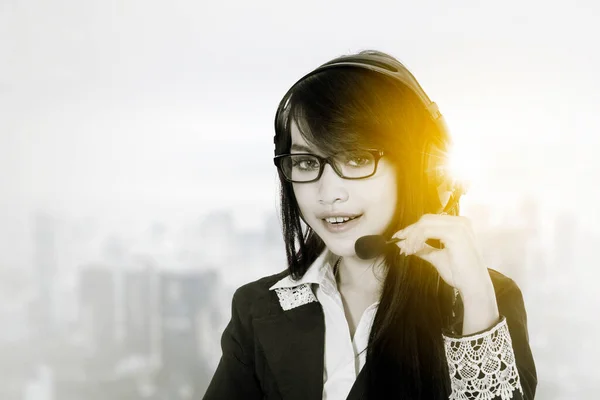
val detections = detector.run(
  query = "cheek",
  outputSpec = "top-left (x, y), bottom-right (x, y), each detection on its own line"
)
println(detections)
top-left (365, 177), bottom-right (398, 218)
top-left (292, 184), bottom-right (313, 215)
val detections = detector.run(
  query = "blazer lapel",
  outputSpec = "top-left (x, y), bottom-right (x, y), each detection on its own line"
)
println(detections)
top-left (346, 363), bottom-right (368, 400)
top-left (253, 300), bottom-right (325, 400)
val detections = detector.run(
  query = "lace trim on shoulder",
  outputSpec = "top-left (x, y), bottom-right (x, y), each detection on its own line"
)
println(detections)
top-left (443, 318), bottom-right (523, 400)
top-left (273, 283), bottom-right (318, 311)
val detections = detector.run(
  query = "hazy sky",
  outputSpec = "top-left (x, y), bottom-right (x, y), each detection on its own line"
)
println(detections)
top-left (1, 0), bottom-right (600, 269)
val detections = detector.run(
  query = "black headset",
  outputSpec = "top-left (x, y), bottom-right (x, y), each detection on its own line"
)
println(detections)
top-left (273, 50), bottom-right (464, 215)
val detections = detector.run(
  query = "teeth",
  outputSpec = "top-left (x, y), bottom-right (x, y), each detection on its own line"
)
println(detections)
top-left (325, 216), bottom-right (353, 223)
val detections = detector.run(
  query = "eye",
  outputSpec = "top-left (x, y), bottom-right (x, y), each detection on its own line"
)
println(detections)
top-left (348, 156), bottom-right (370, 167)
top-left (341, 151), bottom-right (374, 168)
top-left (292, 156), bottom-right (320, 170)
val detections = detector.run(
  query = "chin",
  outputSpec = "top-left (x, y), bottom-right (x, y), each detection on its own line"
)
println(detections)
top-left (317, 234), bottom-right (359, 257)
top-left (326, 245), bottom-right (357, 258)
top-left (308, 218), bottom-right (374, 257)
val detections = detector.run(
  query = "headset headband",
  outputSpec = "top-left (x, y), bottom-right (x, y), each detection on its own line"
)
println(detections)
top-left (312, 54), bottom-right (440, 117)
top-left (274, 51), bottom-right (448, 147)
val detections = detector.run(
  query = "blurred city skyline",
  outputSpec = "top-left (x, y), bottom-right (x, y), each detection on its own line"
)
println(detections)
top-left (0, 196), bottom-right (598, 397)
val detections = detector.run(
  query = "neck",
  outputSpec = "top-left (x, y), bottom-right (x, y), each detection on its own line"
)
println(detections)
top-left (335, 254), bottom-right (385, 295)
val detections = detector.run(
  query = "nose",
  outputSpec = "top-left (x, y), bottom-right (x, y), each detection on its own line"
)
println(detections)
top-left (318, 163), bottom-right (348, 205)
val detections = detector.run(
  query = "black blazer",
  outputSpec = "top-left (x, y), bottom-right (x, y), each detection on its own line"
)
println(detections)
top-left (204, 268), bottom-right (537, 399)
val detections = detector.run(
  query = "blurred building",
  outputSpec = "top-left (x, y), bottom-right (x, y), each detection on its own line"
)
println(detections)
top-left (79, 265), bottom-right (117, 357)
top-left (158, 270), bottom-right (220, 398)
top-left (123, 267), bottom-right (155, 357)
top-left (31, 213), bottom-right (59, 339)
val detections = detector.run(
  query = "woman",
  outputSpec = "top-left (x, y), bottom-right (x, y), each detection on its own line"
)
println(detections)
top-left (204, 50), bottom-right (537, 399)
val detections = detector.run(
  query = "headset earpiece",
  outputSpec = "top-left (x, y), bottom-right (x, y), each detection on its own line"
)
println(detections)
top-left (423, 142), bottom-right (455, 214)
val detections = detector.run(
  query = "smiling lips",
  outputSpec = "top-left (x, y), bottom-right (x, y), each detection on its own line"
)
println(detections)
top-left (321, 214), bottom-right (363, 233)
top-left (317, 211), bottom-right (362, 219)
top-left (324, 215), bottom-right (359, 224)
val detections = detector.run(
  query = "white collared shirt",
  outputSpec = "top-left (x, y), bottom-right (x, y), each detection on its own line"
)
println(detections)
top-left (270, 249), bottom-right (379, 400)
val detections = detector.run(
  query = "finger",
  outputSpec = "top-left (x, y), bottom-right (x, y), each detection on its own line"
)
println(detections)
top-left (411, 216), bottom-right (473, 245)
top-left (401, 241), bottom-right (443, 262)
top-left (395, 221), bottom-right (441, 254)
top-left (397, 231), bottom-right (427, 255)
top-left (395, 239), bottom-right (406, 255)
top-left (392, 226), bottom-right (412, 240)
top-left (413, 243), bottom-right (442, 260)
top-left (395, 238), bottom-right (415, 256)
top-left (392, 219), bottom-right (423, 240)
top-left (395, 224), bottom-right (446, 251)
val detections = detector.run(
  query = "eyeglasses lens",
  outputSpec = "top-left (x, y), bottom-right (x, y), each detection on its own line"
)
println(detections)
top-left (281, 151), bottom-right (376, 182)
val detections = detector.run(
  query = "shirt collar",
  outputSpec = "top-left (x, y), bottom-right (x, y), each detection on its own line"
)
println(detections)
top-left (269, 248), bottom-right (339, 291)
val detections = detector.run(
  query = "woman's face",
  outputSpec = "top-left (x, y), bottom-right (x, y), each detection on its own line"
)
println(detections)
top-left (290, 120), bottom-right (398, 257)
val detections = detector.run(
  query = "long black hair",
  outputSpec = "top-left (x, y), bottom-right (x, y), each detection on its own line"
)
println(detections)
top-left (273, 50), bottom-right (457, 399)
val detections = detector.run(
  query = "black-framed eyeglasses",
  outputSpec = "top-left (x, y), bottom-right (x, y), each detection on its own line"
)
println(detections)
top-left (273, 149), bottom-right (385, 183)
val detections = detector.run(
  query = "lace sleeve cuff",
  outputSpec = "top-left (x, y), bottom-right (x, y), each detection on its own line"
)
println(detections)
top-left (442, 317), bottom-right (524, 400)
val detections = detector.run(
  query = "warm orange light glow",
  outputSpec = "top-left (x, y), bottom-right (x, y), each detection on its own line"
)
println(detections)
top-left (442, 128), bottom-right (484, 193)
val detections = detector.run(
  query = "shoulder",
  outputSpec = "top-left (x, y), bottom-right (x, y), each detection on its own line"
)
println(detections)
top-left (230, 269), bottom-right (291, 316)
top-left (487, 268), bottom-right (523, 298)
